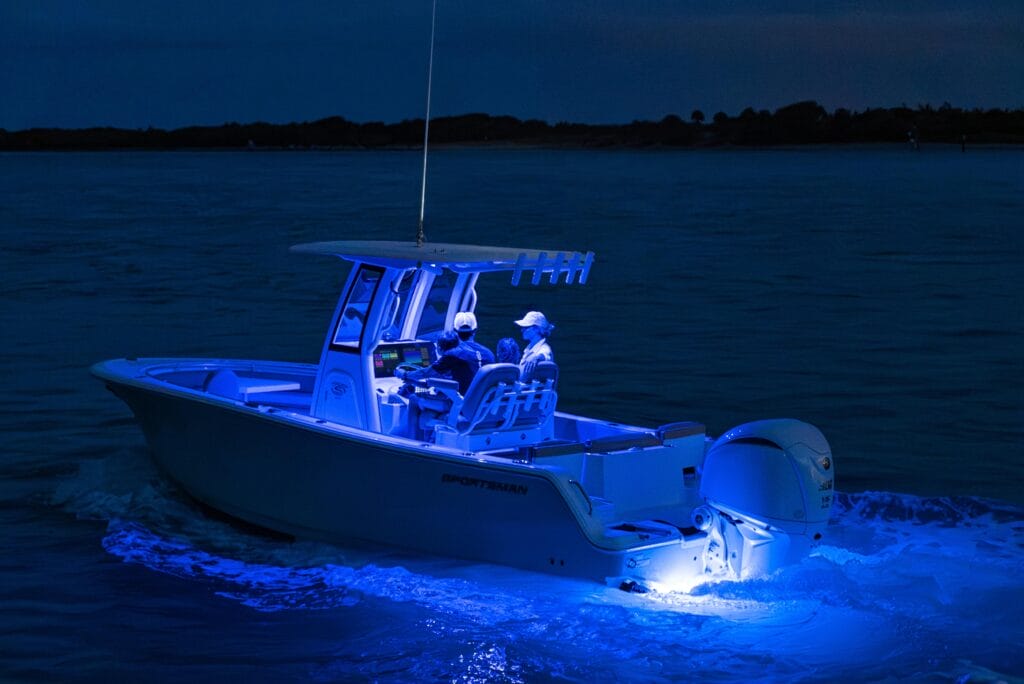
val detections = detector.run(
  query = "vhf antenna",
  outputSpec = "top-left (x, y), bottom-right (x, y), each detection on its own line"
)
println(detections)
top-left (416, 0), bottom-right (438, 247)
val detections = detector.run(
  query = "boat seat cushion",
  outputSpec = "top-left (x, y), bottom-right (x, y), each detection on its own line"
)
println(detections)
top-left (430, 362), bottom-right (560, 450)
top-left (453, 363), bottom-right (522, 432)
top-left (512, 362), bottom-right (558, 430)
top-left (204, 369), bottom-right (241, 400)
top-left (530, 361), bottom-right (558, 387)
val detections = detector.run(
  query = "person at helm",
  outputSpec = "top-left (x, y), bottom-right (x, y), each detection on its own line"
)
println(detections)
top-left (453, 311), bottom-right (495, 366)
top-left (514, 311), bottom-right (554, 380)
top-left (396, 330), bottom-right (479, 394)
top-left (394, 330), bottom-right (481, 440)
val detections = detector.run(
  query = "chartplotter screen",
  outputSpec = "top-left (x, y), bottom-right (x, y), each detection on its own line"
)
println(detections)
top-left (372, 342), bottom-right (435, 378)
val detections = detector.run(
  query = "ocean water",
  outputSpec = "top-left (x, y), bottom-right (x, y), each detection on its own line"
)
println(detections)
top-left (1, 148), bottom-right (1022, 682)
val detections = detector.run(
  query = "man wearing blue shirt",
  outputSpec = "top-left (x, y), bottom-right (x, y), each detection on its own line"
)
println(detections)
top-left (395, 330), bottom-right (482, 439)
top-left (453, 311), bottom-right (495, 367)
top-left (396, 330), bottom-right (479, 394)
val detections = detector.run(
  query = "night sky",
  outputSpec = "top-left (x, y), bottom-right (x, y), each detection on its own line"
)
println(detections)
top-left (2, 0), bottom-right (1022, 130)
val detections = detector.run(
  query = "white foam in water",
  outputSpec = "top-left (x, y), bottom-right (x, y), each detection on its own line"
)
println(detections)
top-left (60, 451), bottom-right (1024, 680)
top-left (104, 521), bottom-right (366, 611)
top-left (101, 518), bottom-right (602, 625)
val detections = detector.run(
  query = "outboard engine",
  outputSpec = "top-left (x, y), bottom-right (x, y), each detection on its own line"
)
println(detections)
top-left (696, 419), bottom-right (834, 580)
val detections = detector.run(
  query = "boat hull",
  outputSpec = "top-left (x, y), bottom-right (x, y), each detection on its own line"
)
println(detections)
top-left (102, 377), bottom-right (703, 585)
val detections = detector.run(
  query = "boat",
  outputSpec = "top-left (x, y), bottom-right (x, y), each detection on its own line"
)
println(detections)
top-left (92, 240), bottom-right (835, 592)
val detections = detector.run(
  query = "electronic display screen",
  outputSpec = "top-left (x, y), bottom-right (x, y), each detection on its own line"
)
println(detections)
top-left (373, 342), bottom-right (435, 378)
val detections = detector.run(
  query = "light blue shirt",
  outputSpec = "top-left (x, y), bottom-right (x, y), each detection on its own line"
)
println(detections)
top-left (520, 339), bottom-right (553, 376)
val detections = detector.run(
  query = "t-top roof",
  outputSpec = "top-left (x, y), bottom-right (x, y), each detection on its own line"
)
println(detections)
top-left (291, 240), bottom-right (595, 284)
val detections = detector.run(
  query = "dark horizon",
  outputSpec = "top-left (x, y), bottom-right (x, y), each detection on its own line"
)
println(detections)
top-left (3, 101), bottom-right (1023, 150)
top-left (5, 99), bottom-right (1024, 133)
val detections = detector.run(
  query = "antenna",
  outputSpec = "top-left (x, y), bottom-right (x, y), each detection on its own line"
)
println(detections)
top-left (417, 0), bottom-right (438, 248)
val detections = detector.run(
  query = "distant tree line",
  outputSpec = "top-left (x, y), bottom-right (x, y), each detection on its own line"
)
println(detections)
top-left (2, 101), bottom-right (1022, 150)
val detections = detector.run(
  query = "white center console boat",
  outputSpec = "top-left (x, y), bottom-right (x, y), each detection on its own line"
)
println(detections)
top-left (92, 241), bottom-right (835, 591)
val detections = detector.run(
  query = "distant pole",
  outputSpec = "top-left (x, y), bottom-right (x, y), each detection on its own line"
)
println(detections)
top-left (417, 0), bottom-right (438, 248)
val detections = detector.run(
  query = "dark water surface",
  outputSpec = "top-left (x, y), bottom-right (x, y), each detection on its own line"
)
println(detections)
top-left (1, 149), bottom-right (1022, 682)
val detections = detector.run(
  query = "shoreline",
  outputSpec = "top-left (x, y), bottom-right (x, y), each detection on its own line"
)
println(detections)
top-left (1, 141), bottom-right (1020, 153)
top-left (3, 104), bottom-right (1023, 151)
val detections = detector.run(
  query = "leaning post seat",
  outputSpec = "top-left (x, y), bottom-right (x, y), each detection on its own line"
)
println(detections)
top-left (509, 361), bottom-right (558, 430)
top-left (526, 361), bottom-right (558, 388)
top-left (457, 364), bottom-right (522, 430)
top-left (428, 363), bottom-right (520, 432)
top-left (431, 362), bottom-right (559, 451)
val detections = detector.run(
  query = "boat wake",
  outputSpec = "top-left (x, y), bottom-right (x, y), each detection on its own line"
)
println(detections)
top-left (56, 449), bottom-right (1024, 681)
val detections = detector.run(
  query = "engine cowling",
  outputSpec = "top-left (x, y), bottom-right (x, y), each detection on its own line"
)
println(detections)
top-left (701, 418), bottom-right (834, 538)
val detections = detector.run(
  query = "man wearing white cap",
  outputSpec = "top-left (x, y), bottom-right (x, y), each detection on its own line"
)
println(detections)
top-left (453, 311), bottom-right (495, 367)
top-left (514, 311), bottom-right (554, 379)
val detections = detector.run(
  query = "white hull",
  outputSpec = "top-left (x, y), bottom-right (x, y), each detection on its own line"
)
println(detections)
top-left (94, 358), bottom-right (733, 589)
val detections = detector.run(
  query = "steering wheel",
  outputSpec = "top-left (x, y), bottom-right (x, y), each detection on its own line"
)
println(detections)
top-left (394, 363), bottom-right (428, 387)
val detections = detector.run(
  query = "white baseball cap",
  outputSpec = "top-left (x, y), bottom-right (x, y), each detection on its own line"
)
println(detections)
top-left (514, 311), bottom-right (553, 331)
top-left (453, 311), bottom-right (478, 332)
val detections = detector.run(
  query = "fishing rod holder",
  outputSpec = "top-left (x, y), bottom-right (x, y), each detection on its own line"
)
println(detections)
top-left (510, 251), bottom-right (594, 286)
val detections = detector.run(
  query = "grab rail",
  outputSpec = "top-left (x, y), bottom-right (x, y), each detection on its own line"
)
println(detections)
top-left (568, 479), bottom-right (593, 516)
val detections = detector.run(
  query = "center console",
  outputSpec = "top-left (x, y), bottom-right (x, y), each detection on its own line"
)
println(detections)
top-left (373, 341), bottom-right (437, 436)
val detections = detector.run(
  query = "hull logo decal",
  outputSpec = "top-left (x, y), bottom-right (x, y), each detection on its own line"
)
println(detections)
top-left (442, 473), bottom-right (528, 496)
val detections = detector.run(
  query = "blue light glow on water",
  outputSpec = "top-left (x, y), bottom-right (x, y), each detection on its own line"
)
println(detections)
top-left (89, 480), bottom-right (1024, 681)
top-left (53, 445), bottom-right (1024, 681)
top-left (3, 149), bottom-right (1022, 681)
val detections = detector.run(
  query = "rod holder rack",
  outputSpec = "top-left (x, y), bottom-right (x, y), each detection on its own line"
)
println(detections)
top-left (510, 251), bottom-right (594, 286)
